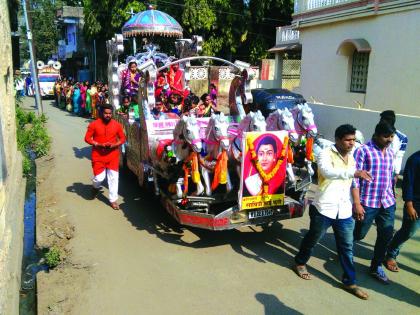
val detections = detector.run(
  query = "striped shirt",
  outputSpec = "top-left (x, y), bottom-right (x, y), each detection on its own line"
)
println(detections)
top-left (352, 140), bottom-right (395, 208)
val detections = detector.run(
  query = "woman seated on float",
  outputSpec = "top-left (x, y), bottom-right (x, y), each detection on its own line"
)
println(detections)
top-left (121, 57), bottom-right (141, 97)
top-left (182, 93), bottom-right (200, 117)
top-left (155, 62), bottom-right (169, 98)
top-left (196, 93), bottom-right (217, 118)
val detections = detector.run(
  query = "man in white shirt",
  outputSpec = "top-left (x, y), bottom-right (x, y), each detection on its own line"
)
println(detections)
top-left (293, 124), bottom-right (372, 299)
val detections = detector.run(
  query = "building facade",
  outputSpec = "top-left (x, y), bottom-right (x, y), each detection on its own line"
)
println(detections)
top-left (56, 6), bottom-right (91, 81)
top-left (272, 0), bottom-right (420, 117)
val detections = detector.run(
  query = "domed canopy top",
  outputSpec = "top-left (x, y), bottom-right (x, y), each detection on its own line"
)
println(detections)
top-left (122, 6), bottom-right (183, 38)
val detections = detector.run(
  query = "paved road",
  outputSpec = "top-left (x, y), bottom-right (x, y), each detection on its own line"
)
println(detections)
top-left (36, 98), bottom-right (419, 314)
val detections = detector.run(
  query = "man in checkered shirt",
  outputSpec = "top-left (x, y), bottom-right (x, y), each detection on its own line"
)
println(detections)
top-left (352, 121), bottom-right (396, 284)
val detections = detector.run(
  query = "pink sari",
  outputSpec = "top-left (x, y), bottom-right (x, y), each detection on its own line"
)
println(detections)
top-left (80, 85), bottom-right (87, 109)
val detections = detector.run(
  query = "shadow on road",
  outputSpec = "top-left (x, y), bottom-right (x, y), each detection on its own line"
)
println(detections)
top-left (255, 293), bottom-right (303, 315)
top-left (72, 146), bottom-right (91, 160)
top-left (102, 169), bottom-right (420, 308)
top-left (67, 182), bottom-right (93, 201)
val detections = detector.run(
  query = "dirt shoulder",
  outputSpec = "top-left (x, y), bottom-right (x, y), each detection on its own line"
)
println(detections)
top-left (36, 154), bottom-right (92, 314)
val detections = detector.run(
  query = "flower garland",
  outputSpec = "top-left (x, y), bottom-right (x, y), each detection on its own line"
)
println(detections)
top-left (182, 151), bottom-right (201, 196)
top-left (247, 136), bottom-right (289, 195)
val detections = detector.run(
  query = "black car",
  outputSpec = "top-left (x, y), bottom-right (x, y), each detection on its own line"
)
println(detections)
top-left (250, 88), bottom-right (305, 118)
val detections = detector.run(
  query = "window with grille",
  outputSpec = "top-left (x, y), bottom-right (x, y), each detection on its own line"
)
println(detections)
top-left (350, 51), bottom-right (369, 93)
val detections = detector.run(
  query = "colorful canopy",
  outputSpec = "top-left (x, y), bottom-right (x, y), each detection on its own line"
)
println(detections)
top-left (122, 6), bottom-right (183, 38)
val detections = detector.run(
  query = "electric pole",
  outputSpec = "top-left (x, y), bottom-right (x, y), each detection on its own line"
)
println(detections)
top-left (21, 0), bottom-right (43, 115)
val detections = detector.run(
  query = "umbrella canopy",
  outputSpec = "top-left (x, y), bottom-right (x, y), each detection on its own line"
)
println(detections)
top-left (122, 5), bottom-right (183, 38)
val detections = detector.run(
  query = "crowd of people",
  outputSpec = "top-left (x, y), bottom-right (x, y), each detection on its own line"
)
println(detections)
top-left (293, 110), bottom-right (418, 301)
top-left (118, 57), bottom-right (219, 120)
top-left (54, 78), bottom-right (110, 119)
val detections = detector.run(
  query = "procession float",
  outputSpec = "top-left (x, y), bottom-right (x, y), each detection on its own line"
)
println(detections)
top-left (108, 6), bottom-right (317, 230)
top-left (36, 60), bottom-right (61, 97)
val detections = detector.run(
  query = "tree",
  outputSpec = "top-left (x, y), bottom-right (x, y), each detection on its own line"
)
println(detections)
top-left (30, 0), bottom-right (61, 61)
top-left (81, 0), bottom-right (294, 64)
top-left (83, 0), bottom-right (146, 41)
top-left (245, 0), bottom-right (294, 64)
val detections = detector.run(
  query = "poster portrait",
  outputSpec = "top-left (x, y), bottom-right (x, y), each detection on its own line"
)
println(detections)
top-left (239, 130), bottom-right (289, 210)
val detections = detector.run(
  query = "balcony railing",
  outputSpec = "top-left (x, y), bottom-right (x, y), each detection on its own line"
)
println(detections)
top-left (294, 0), bottom-right (360, 14)
top-left (276, 26), bottom-right (300, 45)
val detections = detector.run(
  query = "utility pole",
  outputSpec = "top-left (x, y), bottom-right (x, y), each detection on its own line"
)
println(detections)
top-left (21, 0), bottom-right (43, 115)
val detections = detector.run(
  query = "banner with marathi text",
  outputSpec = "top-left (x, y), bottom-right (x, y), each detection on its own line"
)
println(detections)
top-left (239, 131), bottom-right (289, 211)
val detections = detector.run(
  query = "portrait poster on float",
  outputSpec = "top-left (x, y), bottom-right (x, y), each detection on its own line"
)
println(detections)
top-left (239, 130), bottom-right (289, 211)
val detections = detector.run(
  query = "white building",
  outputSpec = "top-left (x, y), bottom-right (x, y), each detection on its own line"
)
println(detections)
top-left (271, 0), bottom-right (420, 117)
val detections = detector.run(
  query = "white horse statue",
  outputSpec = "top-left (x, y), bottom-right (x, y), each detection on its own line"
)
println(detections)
top-left (230, 110), bottom-right (267, 177)
top-left (290, 103), bottom-right (318, 176)
top-left (266, 108), bottom-right (299, 143)
top-left (291, 103), bottom-right (318, 139)
top-left (151, 116), bottom-right (204, 197)
top-left (200, 113), bottom-right (232, 196)
top-left (266, 108), bottom-right (300, 183)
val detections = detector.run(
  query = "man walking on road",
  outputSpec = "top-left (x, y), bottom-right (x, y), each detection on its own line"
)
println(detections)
top-left (294, 124), bottom-right (372, 300)
top-left (379, 110), bottom-right (408, 181)
top-left (84, 103), bottom-right (126, 210)
top-left (352, 122), bottom-right (396, 284)
top-left (384, 150), bottom-right (420, 272)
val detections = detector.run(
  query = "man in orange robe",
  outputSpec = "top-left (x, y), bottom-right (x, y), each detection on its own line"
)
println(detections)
top-left (84, 104), bottom-right (126, 209)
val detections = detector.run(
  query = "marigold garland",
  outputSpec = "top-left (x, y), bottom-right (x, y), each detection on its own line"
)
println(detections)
top-left (247, 136), bottom-right (289, 195)
top-left (182, 152), bottom-right (201, 196)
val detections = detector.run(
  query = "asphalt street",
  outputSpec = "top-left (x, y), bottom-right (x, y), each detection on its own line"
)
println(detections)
top-left (34, 98), bottom-right (419, 314)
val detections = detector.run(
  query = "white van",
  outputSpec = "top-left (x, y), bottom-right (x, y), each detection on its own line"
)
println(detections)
top-left (38, 73), bottom-right (60, 98)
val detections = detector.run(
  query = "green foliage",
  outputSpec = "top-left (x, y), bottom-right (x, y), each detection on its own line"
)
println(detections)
top-left (45, 247), bottom-right (61, 269)
top-left (82, 0), bottom-right (294, 64)
top-left (30, 0), bottom-right (61, 61)
top-left (15, 103), bottom-right (51, 176)
top-left (83, 0), bottom-right (146, 41)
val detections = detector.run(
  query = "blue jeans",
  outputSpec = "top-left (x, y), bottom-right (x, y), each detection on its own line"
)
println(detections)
top-left (386, 203), bottom-right (419, 260)
top-left (295, 205), bottom-right (356, 285)
top-left (354, 204), bottom-right (396, 269)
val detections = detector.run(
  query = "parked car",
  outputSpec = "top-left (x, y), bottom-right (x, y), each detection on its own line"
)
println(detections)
top-left (250, 88), bottom-right (305, 118)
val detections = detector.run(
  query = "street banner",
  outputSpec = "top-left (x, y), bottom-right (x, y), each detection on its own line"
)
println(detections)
top-left (239, 130), bottom-right (289, 210)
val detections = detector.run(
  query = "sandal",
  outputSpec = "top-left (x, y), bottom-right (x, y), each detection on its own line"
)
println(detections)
top-left (384, 259), bottom-right (399, 272)
top-left (343, 285), bottom-right (369, 300)
top-left (293, 265), bottom-right (312, 280)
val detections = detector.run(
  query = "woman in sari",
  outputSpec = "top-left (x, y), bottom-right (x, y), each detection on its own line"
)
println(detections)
top-left (90, 83), bottom-right (98, 119)
top-left (196, 93), bottom-right (217, 118)
top-left (72, 83), bottom-right (81, 115)
top-left (80, 81), bottom-right (88, 116)
top-left (122, 58), bottom-right (141, 97)
top-left (85, 84), bottom-right (92, 117)
top-left (66, 82), bottom-right (73, 112)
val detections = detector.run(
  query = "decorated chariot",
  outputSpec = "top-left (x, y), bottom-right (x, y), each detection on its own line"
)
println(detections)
top-left (107, 6), bottom-right (317, 230)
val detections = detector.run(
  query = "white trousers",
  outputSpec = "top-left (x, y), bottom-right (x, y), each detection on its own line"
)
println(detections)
top-left (92, 169), bottom-right (119, 202)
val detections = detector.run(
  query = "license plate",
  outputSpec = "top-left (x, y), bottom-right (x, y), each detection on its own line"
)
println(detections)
top-left (248, 209), bottom-right (274, 219)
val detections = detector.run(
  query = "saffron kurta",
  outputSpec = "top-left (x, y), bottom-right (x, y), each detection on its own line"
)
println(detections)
top-left (84, 119), bottom-right (126, 175)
